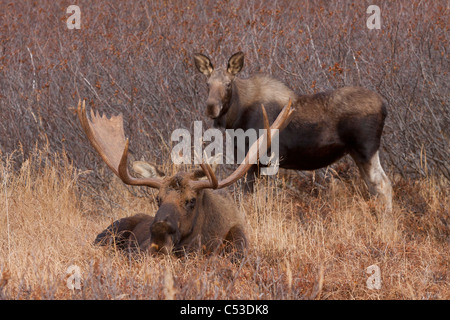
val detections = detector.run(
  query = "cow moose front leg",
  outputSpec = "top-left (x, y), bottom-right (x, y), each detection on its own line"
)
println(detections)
top-left (352, 151), bottom-right (393, 212)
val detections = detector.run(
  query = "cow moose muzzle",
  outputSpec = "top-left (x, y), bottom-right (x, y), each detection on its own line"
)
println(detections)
top-left (206, 98), bottom-right (222, 119)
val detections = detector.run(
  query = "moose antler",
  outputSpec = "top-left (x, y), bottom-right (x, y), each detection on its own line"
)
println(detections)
top-left (77, 100), bottom-right (162, 189)
top-left (192, 99), bottom-right (293, 190)
top-left (77, 99), bottom-right (292, 191)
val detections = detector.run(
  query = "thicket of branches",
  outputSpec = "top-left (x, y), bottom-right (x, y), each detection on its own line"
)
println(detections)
top-left (0, 0), bottom-right (448, 181)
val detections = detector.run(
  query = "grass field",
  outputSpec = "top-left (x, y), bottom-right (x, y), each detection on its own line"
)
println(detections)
top-left (0, 150), bottom-right (448, 299)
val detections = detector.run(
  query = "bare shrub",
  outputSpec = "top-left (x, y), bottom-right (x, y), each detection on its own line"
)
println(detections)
top-left (0, 0), bottom-right (448, 182)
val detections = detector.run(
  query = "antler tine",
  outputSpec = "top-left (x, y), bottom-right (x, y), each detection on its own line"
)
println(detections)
top-left (76, 99), bottom-right (162, 189)
top-left (201, 150), bottom-right (219, 188)
top-left (192, 149), bottom-right (219, 190)
top-left (191, 99), bottom-right (293, 191)
top-left (77, 100), bottom-right (118, 175)
top-left (200, 163), bottom-right (218, 188)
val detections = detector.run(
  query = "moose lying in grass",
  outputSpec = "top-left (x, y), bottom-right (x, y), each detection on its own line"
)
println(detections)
top-left (76, 99), bottom-right (293, 261)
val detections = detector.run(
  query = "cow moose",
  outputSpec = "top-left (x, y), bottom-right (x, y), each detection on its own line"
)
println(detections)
top-left (76, 99), bottom-right (293, 260)
top-left (194, 51), bottom-right (392, 211)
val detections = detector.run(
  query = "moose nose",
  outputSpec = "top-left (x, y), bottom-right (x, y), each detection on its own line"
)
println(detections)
top-left (152, 203), bottom-right (178, 234)
top-left (206, 99), bottom-right (222, 119)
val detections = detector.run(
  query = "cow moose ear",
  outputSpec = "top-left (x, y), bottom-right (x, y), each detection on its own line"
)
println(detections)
top-left (227, 51), bottom-right (244, 75)
top-left (194, 53), bottom-right (214, 77)
top-left (132, 161), bottom-right (165, 178)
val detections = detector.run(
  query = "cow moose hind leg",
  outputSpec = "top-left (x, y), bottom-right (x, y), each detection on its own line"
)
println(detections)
top-left (351, 150), bottom-right (393, 212)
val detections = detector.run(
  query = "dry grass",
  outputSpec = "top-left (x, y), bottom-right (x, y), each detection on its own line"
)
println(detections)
top-left (0, 150), bottom-right (448, 300)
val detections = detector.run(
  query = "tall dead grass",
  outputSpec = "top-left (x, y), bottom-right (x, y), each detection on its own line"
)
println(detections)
top-left (0, 149), bottom-right (448, 299)
top-left (0, 0), bottom-right (448, 180)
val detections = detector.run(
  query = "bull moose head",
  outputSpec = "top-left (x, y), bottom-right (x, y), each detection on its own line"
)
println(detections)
top-left (77, 99), bottom-right (293, 257)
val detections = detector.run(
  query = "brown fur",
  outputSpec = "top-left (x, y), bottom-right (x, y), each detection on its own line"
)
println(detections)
top-left (194, 52), bottom-right (392, 210)
top-left (234, 75), bottom-right (297, 108)
top-left (225, 74), bottom-right (297, 128)
top-left (95, 169), bottom-right (247, 261)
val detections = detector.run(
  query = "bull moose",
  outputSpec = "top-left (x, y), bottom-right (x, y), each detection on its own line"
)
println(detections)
top-left (194, 51), bottom-right (392, 211)
top-left (76, 99), bottom-right (293, 260)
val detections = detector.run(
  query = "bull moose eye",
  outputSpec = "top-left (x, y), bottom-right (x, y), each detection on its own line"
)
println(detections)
top-left (185, 198), bottom-right (196, 209)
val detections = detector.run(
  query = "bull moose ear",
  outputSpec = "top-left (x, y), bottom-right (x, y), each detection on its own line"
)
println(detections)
top-left (192, 169), bottom-right (207, 180)
top-left (132, 161), bottom-right (165, 178)
top-left (227, 51), bottom-right (244, 75)
top-left (194, 53), bottom-right (214, 77)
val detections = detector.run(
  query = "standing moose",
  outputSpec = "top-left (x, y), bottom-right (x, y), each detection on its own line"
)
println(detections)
top-left (76, 99), bottom-right (293, 260)
top-left (194, 51), bottom-right (392, 211)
